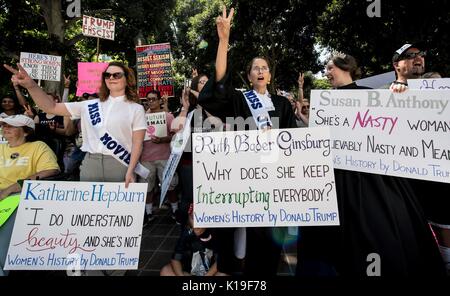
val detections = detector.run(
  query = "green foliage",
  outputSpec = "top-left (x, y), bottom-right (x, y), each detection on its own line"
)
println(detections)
top-left (317, 0), bottom-right (450, 77)
top-left (1, 0), bottom-right (449, 99)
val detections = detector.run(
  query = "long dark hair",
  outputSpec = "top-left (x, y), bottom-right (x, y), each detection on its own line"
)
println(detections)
top-left (189, 74), bottom-right (208, 105)
top-left (99, 62), bottom-right (139, 103)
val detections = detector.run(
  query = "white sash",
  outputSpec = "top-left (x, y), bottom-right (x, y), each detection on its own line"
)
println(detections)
top-left (85, 99), bottom-right (149, 179)
top-left (242, 90), bottom-right (273, 130)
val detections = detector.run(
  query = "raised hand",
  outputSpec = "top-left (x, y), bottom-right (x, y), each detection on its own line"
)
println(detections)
top-left (64, 75), bottom-right (71, 88)
top-left (4, 63), bottom-right (38, 90)
top-left (216, 6), bottom-right (234, 41)
top-left (23, 104), bottom-right (35, 118)
top-left (298, 72), bottom-right (304, 87)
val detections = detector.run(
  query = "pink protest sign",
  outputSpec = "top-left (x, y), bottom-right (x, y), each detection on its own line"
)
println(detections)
top-left (76, 62), bottom-right (108, 96)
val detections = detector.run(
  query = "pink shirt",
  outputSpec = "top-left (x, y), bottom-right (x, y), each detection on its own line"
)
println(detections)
top-left (140, 112), bottom-right (174, 162)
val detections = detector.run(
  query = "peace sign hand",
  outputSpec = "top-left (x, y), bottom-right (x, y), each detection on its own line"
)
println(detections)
top-left (64, 75), bottom-right (71, 88)
top-left (298, 72), bottom-right (304, 87)
top-left (23, 104), bottom-right (35, 118)
top-left (216, 6), bottom-right (234, 41)
top-left (4, 63), bottom-right (37, 90)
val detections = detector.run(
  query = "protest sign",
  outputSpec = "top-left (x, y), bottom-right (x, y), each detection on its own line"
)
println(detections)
top-left (160, 111), bottom-right (195, 206)
top-left (76, 62), bottom-right (108, 96)
top-left (82, 15), bottom-right (115, 40)
top-left (192, 127), bottom-right (338, 228)
top-left (136, 43), bottom-right (174, 98)
top-left (19, 52), bottom-right (62, 81)
top-left (310, 89), bottom-right (450, 183)
top-left (5, 181), bottom-right (147, 270)
top-left (0, 194), bottom-right (20, 227)
top-left (408, 78), bottom-right (450, 90)
top-left (144, 112), bottom-right (167, 141)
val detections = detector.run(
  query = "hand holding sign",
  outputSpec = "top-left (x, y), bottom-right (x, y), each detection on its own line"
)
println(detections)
top-left (389, 81), bottom-right (408, 93)
top-left (4, 63), bottom-right (38, 90)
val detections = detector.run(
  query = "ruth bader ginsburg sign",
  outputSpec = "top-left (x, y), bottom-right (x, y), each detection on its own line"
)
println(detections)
top-left (310, 89), bottom-right (450, 183)
top-left (5, 181), bottom-right (147, 270)
top-left (192, 127), bottom-right (339, 228)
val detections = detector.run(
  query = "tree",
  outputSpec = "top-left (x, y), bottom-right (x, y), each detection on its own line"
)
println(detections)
top-left (1, 0), bottom-right (176, 96)
top-left (316, 0), bottom-right (450, 77)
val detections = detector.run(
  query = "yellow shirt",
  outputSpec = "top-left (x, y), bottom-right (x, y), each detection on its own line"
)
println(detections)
top-left (0, 141), bottom-right (60, 190)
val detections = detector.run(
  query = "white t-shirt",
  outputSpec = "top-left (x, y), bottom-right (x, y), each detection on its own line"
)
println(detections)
top-left (65, 95), bottom-right (146, 155)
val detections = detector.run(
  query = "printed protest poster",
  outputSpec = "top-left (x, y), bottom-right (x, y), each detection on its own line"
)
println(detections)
top-left (82, 15), bottom-right (115, 40)
top-left (408, 78), bottom-right (450, 90)
top-left (192, 127), bottom-right (338, 228)
top-left (19, 52), bottom-right (62, 81)
top-left (136, 43), bottom-right (174, 98)
top-left (310, 89), bottom-right (450, 183)
top-left (5, 181), bottom-right (147, 270)
top-left (144, 112), bottom-right (167, 140)
top-left (76, 62), bottom-right (109, 96)
top-left (160, 111), bottom-right (195, 206)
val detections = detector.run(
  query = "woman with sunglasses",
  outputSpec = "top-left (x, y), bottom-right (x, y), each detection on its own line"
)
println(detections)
top-left (196, 6), bottom-right (296, 276)
top-left (4, 62), bottom-right (147, 187)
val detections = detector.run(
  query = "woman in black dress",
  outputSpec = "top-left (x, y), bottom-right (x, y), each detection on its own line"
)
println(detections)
top-left (198, 6), bottom-right (297, 275)
top-left (296, 52), bottom-right (445, 276)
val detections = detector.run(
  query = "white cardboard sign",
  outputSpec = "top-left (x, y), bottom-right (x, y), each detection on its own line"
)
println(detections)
top-left (192, 127), bottom-right (339, 228)
top-left (310, 89), bottom-right (450, 183)
top-left (82, 15), bottom-right (115, 41)
top-left (19, 52), bottom-right (62, 82)
top-left (5, 181), bottom-right (147, 270)
top-left (408, 78), bottom-right (450, 90)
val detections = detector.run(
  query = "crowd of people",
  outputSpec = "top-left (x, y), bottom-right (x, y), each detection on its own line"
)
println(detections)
top-left (0, 5), bottom-right (448, 277)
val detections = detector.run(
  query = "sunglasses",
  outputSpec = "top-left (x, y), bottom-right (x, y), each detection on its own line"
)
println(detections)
top-left (103, 72), bottom-right (126, 79)
top-left (401, 51), bottom-right (426, 60)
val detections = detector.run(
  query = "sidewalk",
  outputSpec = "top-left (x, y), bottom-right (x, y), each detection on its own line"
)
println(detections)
top-left (127, 207), bottom-right (297, 276)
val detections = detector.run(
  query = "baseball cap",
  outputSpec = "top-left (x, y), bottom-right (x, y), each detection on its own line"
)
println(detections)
top-left (0, 115), bottom-right (35, 129)
top-left (392, 43), bottom-right (424, 62)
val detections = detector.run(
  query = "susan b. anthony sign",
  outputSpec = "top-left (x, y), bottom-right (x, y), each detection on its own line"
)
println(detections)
top-left (310, 89), bottom-right (450, 183)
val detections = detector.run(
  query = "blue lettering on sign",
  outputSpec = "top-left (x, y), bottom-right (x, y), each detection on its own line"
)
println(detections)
top-left (88, 102), bottom-right (101, 125)
top-left (100, 132), bottom-right (131, 164)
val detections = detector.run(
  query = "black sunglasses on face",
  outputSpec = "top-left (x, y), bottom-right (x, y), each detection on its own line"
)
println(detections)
top-left (103, 72), bottom-right (125, 79)
top-left (402, 51), bottom-right (426, 60)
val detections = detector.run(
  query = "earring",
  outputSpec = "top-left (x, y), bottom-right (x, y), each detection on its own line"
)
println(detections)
top-left (250, 82), bottom-right (253, 87)
top-left (267, 80), bottom-right (271, 85)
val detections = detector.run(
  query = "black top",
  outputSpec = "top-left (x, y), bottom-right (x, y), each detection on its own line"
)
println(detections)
top-left (172, 227), bottom-right (217, 274)
top-left (198, 72), bottom-right (297, 130)
top-left (297, 82), bottom-right (446, 276)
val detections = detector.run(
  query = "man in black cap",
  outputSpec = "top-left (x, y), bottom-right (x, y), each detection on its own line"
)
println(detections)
top-left (390, 43), bottom-right (426, 92)
top-left (391, 43), bottom-right (450, 274)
